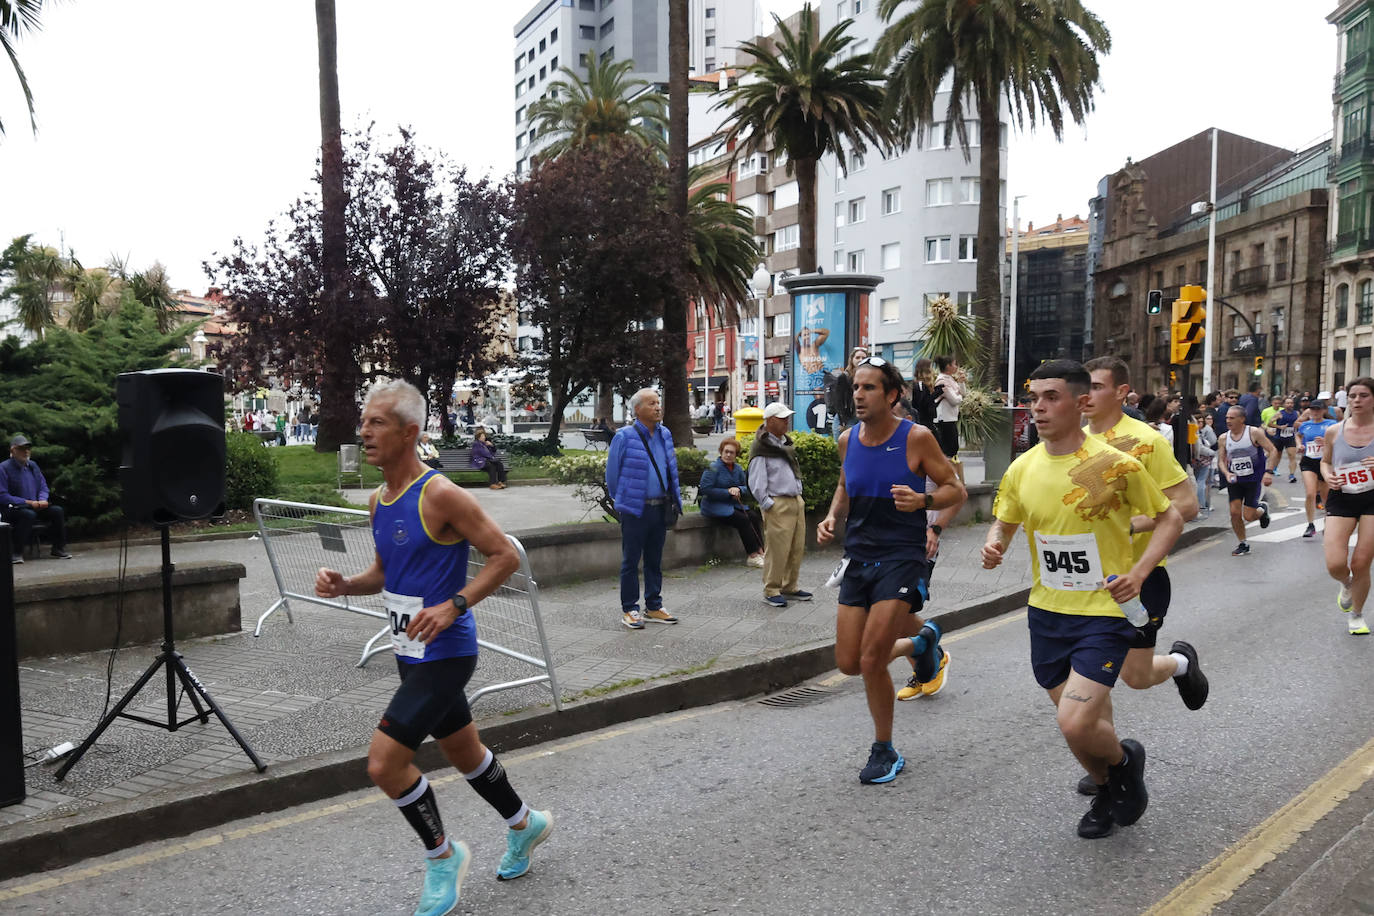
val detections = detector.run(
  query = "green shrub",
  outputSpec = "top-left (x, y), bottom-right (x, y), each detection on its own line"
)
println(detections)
top-left (490, 434), bottom-right (560, 459)
top-left (549, 446), bottom-right (705, 516)
top-left (225, 431), bottom-right (279, 510)
top-left (272, 483), bottom-right (355, 508)
top-left (673, 447), bottom-right (709, 487)
top-left (736, 429), bottom-right (838, 512)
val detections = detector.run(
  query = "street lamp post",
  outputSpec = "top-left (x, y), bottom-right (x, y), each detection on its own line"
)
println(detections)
top-left (750, 263), bottom-right (771, 407)
top-left (1008, 195), bottom-right (1027, 398)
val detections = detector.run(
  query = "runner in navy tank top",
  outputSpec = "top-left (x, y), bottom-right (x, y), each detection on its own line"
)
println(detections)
top-left (818, 358), bottom-right (966, 785)
top-left (315, 380), bottom-right (554, 914)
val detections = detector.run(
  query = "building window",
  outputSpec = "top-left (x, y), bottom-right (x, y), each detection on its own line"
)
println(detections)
top-left (881, 242), bottom-right (900, 270)
top-left (516, 133), bottom-right (525, 149)
top-left (516, 106), bottom-right (525, 123)
top-left (956, 292), bottom-right (974, 316)
top-left (925, 237), bottom-right (952, 263)
top-left (601, 0), bottom-right (613, 7)
top-left (773, 313), bottom-right (791, 336)
top-left (550, 27), bottom-right (558, 41)
top-left (881, 187), bottom-right (900, 215)
top-left (1338, 283), bottom-right (1350, 327)
top-left (853, 0), bottom-right (865, 12)
top-left (715, 336), bottom-right (726, 366)
top-left (849, 151), bottom-right (865, 172)
top-left (705, 57), bottom-right (715, 70)
top-left (833, 249), bottom-right (845, 271)
top-left (775, 224), bottom-right (800, 251)
top-left (837, 1), bottom-right (847, 17)
top-left (926, 178), bottom-right (953, 206)
top-left (550, 55), bottom-right (558, 69)
top-left (601, 19), bottom-right (614, 38)
top-left (540, 38), bottom-right (546, 53)
top-left (600, 47), bottom-right (614, 62)
top-left (579, 0), bottom-right (594, 8)
top-left (706, 7), bottom-right (715, 17)
top-left (834, 202), bottom-right (845, 228)
top-left (579, 24), bottom-right (595, 39)
top-left (540, 66), bottom-right (546, 80)
top-left (959, 177), bottom-right (979, 204)
top-left (958, 236), bottom-right (977, 261)
top-left (695, 339), bottom-right (705, 361)
top-left (848, 250), bottom-right (866, 272)
top-left (848, 197), bottom-right (866, 224)
top-left (704, 34), bottom-right (714, 46)
top-left (923, 292), bottom-right (952, 321)
top-left (1361, 280), bottom-right (1374, 325)
top-left (880, 297), bottom-right (900, 324)
top-left (515, 56), bottom-right (524, 73)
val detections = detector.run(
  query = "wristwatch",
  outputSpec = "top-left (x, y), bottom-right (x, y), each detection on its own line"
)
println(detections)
top-left (931, 524), bottom-right (943, 536)
top-left (452, 592), bottom-right (469, 614)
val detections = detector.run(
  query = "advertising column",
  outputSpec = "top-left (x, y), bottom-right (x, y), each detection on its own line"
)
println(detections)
top-left (782, 273), bottom-right (883, 435)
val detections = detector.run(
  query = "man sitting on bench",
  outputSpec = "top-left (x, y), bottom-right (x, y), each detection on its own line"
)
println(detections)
top-left (1, 433), bottom-right (73, 563)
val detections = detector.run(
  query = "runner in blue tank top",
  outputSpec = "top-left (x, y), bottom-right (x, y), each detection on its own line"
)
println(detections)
top-left (817, 357), bottom-right (966, 784)
top-left (316, 380), bottom-right (553, 915)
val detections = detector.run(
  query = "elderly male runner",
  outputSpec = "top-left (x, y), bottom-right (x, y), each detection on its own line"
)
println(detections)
top-left (316, 381), bottom-right (553, 916)
top-left (818, 356), bottom-right (965, 784)
top-left (983, 360), bottom-right (1182, 838)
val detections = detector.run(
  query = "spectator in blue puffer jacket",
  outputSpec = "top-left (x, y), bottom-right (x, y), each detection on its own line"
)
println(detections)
top-left (698, 437), bottom-right (764, 568)
top-left (606, 388), bottom-right (682, 631)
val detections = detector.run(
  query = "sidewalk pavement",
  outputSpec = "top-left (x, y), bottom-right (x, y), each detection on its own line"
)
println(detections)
top-left (3, 457), bottom-right (1214, 878)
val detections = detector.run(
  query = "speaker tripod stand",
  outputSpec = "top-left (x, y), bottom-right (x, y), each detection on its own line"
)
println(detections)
top-left (56, 526), bottom-right (265, 781)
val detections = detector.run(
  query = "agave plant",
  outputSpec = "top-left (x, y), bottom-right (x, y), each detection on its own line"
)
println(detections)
top-left (917, 294), bottom-right (1005, 448)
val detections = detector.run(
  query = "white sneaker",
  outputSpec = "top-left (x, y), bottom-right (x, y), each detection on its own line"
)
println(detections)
top-left (1350, 614), bottom-right (1370, 636)
top-left (1339, 584), bottom-right (1355, 613)
top-left (746, 555), bottom-right (765, 568)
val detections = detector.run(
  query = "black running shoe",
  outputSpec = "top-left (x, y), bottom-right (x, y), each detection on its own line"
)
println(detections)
top-left (912, 621), bottom-right (941, 682)
top-left (1077, 773), bottom-right (1101, 796)
top-left (1232, 542), bottom-right (1250, 556)
top-left (1303, 523), bottom-right (1317, 538)
top-left (1258, 500), bottom-right (1271, 529)
top-left (858, 742), bottom-right (904, 784)
top-left (1170, 640), bottom-right (1209, 710)
top-left (1107, 739), bottom-right (1148, 827)
top-left (1077, 784), bottom-right (1115, 839)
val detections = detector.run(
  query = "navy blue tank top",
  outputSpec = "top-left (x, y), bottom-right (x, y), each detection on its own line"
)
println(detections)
top-left (842, 418), bottom-right (928, 562)
top-left (372, 469), bottom-right (476, 663)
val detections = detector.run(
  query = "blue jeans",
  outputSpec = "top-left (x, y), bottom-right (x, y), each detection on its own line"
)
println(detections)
top-left (1194, 463), bottom-right (1212, 510)
top-left (620, 503), bottom-right (668, 612)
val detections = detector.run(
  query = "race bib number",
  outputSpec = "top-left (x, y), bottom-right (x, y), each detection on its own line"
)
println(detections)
top-left (1337, 463), bottom-right (1374, 494)
top-left (1034, 532), bottom-right (1105, 592)
top-left (1305, 439), bottom-right (1324, 459)
top-left (1280, 426), bottom-right (1293, 438)
top-left (1229, 455), bottom-right (1254, 477)
top-left (382, 590), bottom-right (426, 659)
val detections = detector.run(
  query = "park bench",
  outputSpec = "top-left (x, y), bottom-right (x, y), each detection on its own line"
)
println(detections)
top-left (337, 444), bottom-right (511, 489)
top-left (251, 429), bottom-right (284, 445)
top-left (434, 446), bottom-right (510, 472)
top-left (579, 427), bottom-right (614, 450)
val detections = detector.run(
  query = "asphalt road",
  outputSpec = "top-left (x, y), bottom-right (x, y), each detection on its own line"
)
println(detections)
top-left (5, 502), bottom-right (1374, 915)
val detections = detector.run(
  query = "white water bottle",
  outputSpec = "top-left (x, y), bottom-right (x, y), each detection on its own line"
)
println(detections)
top-left (1106, 575), bottom-right (1149, 627)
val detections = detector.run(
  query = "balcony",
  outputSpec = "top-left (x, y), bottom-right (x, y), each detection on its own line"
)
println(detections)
top-left (1228, 333), bottom-right (1267, 355)
top-left (1341, 135), bottom-right (1373, 165)
top-left (1231, 265), bottom-right (1269, 292)
top-left (1347, 50), bottom-right (1368, 75)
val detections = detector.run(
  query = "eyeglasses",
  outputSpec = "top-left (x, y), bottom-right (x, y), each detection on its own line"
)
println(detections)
top-left (856, 356), bottom-right (888, 368)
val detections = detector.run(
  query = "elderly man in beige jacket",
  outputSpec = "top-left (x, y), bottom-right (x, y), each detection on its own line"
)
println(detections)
top-left (748, 403), bottom-right (812, 608)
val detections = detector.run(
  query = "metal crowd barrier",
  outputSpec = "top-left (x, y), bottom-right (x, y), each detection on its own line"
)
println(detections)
top-left (252, 498), bottom-right (563, 711)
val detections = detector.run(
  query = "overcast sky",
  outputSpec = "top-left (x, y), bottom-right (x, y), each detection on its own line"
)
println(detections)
top-left (0, 1), bottom-right (1335, 292)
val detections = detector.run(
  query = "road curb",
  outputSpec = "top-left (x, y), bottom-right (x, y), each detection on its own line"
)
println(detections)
top-left (0, 522), bottom-right (1228, 880)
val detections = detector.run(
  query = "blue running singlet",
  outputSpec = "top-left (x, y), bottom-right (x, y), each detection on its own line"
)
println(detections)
top-left (842, 418), bottom-right (928, 562)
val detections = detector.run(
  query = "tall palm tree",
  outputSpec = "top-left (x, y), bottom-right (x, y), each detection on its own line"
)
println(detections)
top-left (126, 262), bottom-right (178, 333)
top-left (662, 0), bottom-right (693, 445)
top-left (3, 238), bottom-right (65, 336)
top-left (876, 0), bottom-right (1110, 382)
top-left (0, 0), bottom-right (42, 137)
top-left (686, 170), bottom-right (761, 320)
top-left (67, 266), bottom-right (118, 332)
top-left (527, 56), bottom-right (668, 162)
top-left (715, 5), bottom-right (896, 274)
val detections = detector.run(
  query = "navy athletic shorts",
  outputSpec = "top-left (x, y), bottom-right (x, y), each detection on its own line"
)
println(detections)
top-left (1227, 479), bottom-right (1264, 509)
top-left (379, 654), bottom-right (479, 750)
top-left (838, 557), bottom-right (929, 612)
top-left (1027, 606), bottom-right (1135, 690)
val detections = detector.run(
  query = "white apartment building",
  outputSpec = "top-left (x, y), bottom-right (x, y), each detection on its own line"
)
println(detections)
top-left (512, 0), bottom-right (762, 176)
top-left (815, 2), bottom-right (1006, 380)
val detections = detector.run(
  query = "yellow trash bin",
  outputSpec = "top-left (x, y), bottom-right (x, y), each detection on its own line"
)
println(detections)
top-left (734, 406), bottom-right (765, 440)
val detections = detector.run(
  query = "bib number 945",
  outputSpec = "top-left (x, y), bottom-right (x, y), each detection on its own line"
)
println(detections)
top-left (1042, 550), bottom-right (1091, 575)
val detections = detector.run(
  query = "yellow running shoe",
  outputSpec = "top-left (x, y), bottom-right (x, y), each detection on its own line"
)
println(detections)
top-left (896, 673), bottom-right (924, 701)
top-left (920, 650), bottom-right (951, 696)
top-left (1350, 614), bottom-right (1370, 636)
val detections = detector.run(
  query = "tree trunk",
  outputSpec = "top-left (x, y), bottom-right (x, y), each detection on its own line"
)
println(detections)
top-left (796, 156), bottom-right (818, 275)
top-left (313, 0), bottom-right (358, 451)
top-left (595, 380), bottom-right (614, 425)
top-left (975, 92), bottom-right (1003, 388)
top-left (661, 0), bottom-right (694, 447)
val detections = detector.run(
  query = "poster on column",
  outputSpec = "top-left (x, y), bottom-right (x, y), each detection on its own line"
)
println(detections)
top-left (793, 291), bottom-right (846, 430)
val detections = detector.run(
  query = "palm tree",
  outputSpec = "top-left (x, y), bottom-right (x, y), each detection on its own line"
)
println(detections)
top-left (686, 169), bottom-right (761, 319)
top-left (67, 266), bottom-right (118, 332)
top-left (662, 0), bottom-right (693, 445)
top-left (126, 262), bottom-right (178, 333)
top-left (2, 237), bottom-right (66, 336)
top-left (876, 0), bottom-right (1110, 382)
top-left (715, 5), bottom-right (896, 274)
top-left (527, 56), bottom-right (668, 162)
top-left (0, 0), bottom-right (42, 137)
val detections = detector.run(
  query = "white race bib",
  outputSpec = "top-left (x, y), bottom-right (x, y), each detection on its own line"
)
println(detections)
top-left (382, 590), bottom-right (427, 659)
top-left (1305, 439), bottom-right (1324, 459)
top-left (1229, 455), bottom-right (1254, 477)
top-left (1337, 462), bottom-right (1374, 494)
top-left (1034, 532), bottom-right (1105, 592)
top-left (1280, 426), bottom-right (1293, 438)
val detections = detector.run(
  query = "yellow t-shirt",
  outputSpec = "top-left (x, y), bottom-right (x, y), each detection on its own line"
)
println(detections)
top-left (993, 434), bottom-right (1172, 617)
top-left (1088, 413), bottom-right (1187, 567)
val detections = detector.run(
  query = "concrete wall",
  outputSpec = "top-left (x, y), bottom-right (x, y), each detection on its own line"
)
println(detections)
top-left (15, 561), bottom-right (245, 659)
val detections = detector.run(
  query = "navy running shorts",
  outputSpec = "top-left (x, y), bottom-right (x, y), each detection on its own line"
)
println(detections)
top-left (1227, 479), bottom-right (1264, 508)
top-left (1277, 436), bottom-right (1296, 452)
top-left (1300, 456), bottom-right (1323, 478)
top-left (1027, 606), bottom-right (1135, 690)
top-left (1324, 487), bottom-right (1374, 518)
top-left (379, 654), bottom-right (479, 750)
top-left (1128, 566), bottom-right (1171, 650)
top-left (838, 557), bottom-right (929, 612)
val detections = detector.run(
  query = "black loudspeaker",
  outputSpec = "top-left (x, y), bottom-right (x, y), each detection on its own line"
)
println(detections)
top-left (117, 369), bottom-right (227, 524)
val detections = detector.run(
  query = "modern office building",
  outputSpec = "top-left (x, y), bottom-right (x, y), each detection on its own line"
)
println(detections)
top-left (512, 0), bottom-right (762, 177)
top-left (1005, 215), bottom-right (1090, 388)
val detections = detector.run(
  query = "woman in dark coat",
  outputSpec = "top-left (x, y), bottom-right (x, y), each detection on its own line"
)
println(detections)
top-left (697, 437), bottom-right (764, 566)
top-left (471, 428), bottom-right (508, 489)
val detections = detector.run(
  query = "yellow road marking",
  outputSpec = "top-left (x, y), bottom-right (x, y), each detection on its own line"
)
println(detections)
top-left (1144, 736), bottom-right (1374, 915)
top-left (0, 705), bottom-right (731, 902)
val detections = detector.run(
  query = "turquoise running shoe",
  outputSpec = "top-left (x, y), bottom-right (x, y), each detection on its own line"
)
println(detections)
top-left (497, 809), bottom-right (554, 880)
top-left (414, 841), bottom-right (470, 916)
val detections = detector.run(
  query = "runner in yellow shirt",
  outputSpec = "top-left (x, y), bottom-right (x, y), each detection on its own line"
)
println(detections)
top-left (983, 360), bottom-right (1183, 840)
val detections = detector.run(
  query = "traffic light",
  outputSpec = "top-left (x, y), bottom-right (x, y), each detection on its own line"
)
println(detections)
top-left (1254, 356), bottom-right (1264, 376)
top-left (1170, 285), bottom-right (1207, 364)
top-left (1147, 289), bottom-right (1163, 314)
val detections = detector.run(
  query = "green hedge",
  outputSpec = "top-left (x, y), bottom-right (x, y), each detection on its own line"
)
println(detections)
top-left (225, 432), bottom-right (279, 510)
top-left (736, 429), bottom-right (838, 512)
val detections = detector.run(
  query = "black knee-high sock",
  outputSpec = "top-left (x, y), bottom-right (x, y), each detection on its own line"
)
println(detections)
top-left (463, 748), bottom-right (528, 826)
top-left (395, 775), bottom-right (449, 857)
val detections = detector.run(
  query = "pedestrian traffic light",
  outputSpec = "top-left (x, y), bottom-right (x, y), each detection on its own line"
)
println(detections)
top-left (1254, 356), bottom-right (1264, 376)
top-left (1147, 289), bottom-right (1163, 314)
top-left (1170, 285), bottom-right (1207, 364)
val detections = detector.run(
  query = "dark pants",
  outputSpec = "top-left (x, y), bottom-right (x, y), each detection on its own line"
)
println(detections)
top-left (2, 503), bottom-right (66, 555)
top-left (620, 503), bottom-right (668, 612)
top-left (482, 459), bottom-right (508, 485)
top-left (712, 507), bottom-right (762, 555)
top-left (935, 420), bottom-right (960, 458)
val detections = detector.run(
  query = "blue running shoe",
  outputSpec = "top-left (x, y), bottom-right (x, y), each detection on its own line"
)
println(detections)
top-left (497, 809), bottom-right (554, 881)
top-left (859, 742), bottom-right (905, 784)
top-left (912, 621), bottom-right (942, 682)
top-left (414, 841), bottom-right (470, 916)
